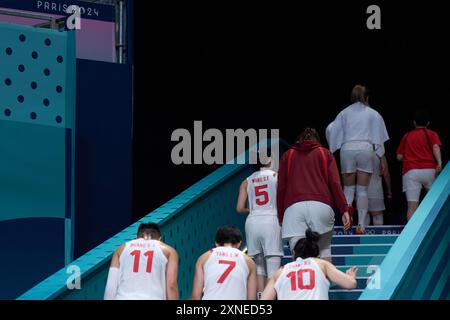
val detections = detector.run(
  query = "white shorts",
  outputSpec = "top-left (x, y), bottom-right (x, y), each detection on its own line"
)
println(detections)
top-left (368, 198), bottom-right (385, 212)
top-left (245, 215), bottom-right (283, 257)
top-left (402, 169), bottom-right (436, 202)
top-left (340, 149), bottom-right (375, 174)
top-left (281, 201), bottom-right (335, 239)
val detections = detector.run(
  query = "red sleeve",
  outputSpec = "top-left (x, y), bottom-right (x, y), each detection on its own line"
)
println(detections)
top-left (430, 130), bottom-right (442, 146)
top-left (327, 151), bottom-right (348, 215)
top-left (397, 134), bottom-right (407, 155)
top-left (277, 151), bottom-right (289, 224)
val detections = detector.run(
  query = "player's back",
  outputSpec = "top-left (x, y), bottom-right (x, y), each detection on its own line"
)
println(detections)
top-left (202, 246), bottom-right (249, 300)
top-left (274, 257), bottom-right (329, 300)
top-left (247, 169), bottom-right (277, 216)
top-left (116, 238), bottom-right (167, 300)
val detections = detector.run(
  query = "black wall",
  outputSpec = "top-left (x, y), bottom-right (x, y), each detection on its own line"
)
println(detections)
top-left (133, 3), bottom-right (449, 225)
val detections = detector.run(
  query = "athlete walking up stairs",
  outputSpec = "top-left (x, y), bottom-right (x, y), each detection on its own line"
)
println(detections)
top-left (281, 225), bottom-right (404, 300)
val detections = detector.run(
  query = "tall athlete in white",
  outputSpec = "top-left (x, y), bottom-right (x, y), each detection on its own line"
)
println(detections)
top-left (261, 229), bottom-right (357, 300)
top-left (236, 157), bottom-right (283, 297)
top-left (190, 226), bottom-right (257, 300)
top-left (104, 223), bottom-right (179, 300)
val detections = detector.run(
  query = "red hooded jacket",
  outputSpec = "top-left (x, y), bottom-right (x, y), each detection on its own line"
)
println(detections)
top-left (277, 140), bottom-right (348, 224)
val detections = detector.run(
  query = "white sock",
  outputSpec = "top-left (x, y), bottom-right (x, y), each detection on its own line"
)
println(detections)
top-left (356, 185), bottom-right (369, 229)
top-left (373, 214), bottom-right (384, 225)
top-left (344, 185), bottom-right (356, 205)
top-left (365, 214), bottom-right (371, 227)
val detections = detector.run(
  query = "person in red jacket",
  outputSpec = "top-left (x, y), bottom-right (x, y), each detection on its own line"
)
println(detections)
top-left (277, 128), bottom-right (351, 262)
top-left (396, 110), bottom-right (443, 221)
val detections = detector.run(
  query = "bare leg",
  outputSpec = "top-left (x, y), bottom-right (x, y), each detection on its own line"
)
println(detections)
top-left (407, 202), bottom-right (419, 221)
top-left (370, 212), bottom-right (384, 225)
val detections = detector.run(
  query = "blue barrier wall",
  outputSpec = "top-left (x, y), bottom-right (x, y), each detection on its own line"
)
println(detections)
top-left (18, 162), bottom-right (254, 300)
top-left (360, 163), bottom-right (450, 300)
top-left (0, 23), bottom-right (76, 299)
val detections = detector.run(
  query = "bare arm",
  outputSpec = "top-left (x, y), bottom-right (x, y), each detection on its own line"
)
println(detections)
top-left (245, 256), bottom-right (257, 300)
top-left (261, 268), bottom-right (282, 300)
top-left (165, 246), bottom-right (179, 300)
top-left (324, 261), bottom-right (357, 290)
top-left (381, 156), bottom-right (392, 198)
top-left (433, 144), bottom-right (442, 173)
top-left (236, 180), bottom-right (250, 214)
top-left (190, 253), bottom-right (208, 300)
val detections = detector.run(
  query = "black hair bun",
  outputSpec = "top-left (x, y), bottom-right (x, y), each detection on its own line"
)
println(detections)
top-left (305, 228), bottom-right (320, 243)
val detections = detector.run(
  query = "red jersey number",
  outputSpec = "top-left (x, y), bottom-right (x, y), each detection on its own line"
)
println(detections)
top-left (254, 184), bottom-right (269, 206)
top-left (217, 260), bottom-right (236, 284)
top-left (130, 250), bottom-right (154, 273)
top-left (286, 269), bottom-right (316, 290)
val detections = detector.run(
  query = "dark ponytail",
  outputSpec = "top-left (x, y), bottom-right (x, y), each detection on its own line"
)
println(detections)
top-left (293, 229), bottom-right (320, 259)
top-left (296, 127), bottom-right (321, 143)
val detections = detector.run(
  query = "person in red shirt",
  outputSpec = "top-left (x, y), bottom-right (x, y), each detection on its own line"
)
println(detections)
top-left (397, 110), bottom-right (443, 221)
top-left (277, 127), bottom-right (351, 262)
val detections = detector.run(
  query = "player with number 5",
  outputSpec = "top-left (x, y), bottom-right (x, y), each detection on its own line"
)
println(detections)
top-left (235, 152), bottom-right (284, 299)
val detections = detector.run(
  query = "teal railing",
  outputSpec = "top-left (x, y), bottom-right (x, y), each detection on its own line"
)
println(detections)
top-left (360, 163), bottom-right (450, 300)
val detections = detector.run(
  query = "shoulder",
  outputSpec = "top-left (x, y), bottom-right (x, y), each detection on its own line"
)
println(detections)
top-left (115, 243), bottom-right (127, 258)
top-left (244, 254), bottom-right (256, 270)
top-left (161, 242), bottom-right (177, 258)
top-left (199, 250), bottom-right (212, 264)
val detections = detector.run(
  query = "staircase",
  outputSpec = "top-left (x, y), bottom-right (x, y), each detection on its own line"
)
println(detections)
top-left (281, 225), bottom-right (404, 300)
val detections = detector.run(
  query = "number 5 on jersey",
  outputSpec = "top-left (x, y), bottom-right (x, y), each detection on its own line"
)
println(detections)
top-left (254, 184), bottom-right (269, 206)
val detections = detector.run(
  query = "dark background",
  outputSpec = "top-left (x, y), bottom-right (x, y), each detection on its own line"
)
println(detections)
top-left (132, 2), bottom-right (449, 225)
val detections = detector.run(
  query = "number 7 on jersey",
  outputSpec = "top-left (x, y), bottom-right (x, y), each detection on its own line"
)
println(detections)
top-left (217, 260), bottom-right (236, 283)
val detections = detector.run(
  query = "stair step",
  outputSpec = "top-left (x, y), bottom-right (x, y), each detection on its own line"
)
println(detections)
top-left (334, 225), bottom-right (404, 235)
top-left (282, 254), bottom-right (386, 266)
top-left (331, 244), bottom-right (392, 255)
top-left (329, 289), bottom-right (363, 300)
top-left (332, 235), bottom-right (399, 245)
top-left (332, 254), bottom-right (386, 266)
top-left (330, 278), bottom-right (368, 290)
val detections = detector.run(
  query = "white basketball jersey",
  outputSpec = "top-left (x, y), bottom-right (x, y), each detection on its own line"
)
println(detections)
top-left (274, 258), bottom-right (330, 300)
top-left (247, 169), bottom-right (277, 216)
top-left (202, 247), bottom-right (250, 300)
top-left (116, 239), bottom-right (168, 300)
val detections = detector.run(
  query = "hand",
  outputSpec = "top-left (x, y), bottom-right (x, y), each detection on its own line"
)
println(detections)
top-left (386, 191), bottom-right (392, 199)
top-left (436, 164), bottom-right (442, 174)
top-left (346, 266), bottom-right (358, 279)
top-left (342, 212), bottom-right (352, 231)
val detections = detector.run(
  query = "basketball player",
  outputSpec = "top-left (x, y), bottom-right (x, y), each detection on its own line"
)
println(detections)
top-left (367, 151), bottom-right (392, 226)
top-left (190, 226), bottom-right (257, 300)
top-left (261, 229), bottom-right (357, 300)
top-left (327, 85), bottom-right (389, 234)
top-left (397, 110), bottom-right (442, 220)
top-left (104, 223), bottom-right (179, 300)
top-left (236, 155), bottom-right (283, 298)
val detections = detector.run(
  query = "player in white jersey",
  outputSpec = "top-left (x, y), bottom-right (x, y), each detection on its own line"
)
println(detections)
top-left (326, 85), bottom-right (389, 234)
top-left (190, 226), bottom-right (257, 300)
top-left (236, 156), bottom-right (283, 298)
top-left (261, 229), bottom-right (357, 300)
top-left (367, 152), bottom-right (392, 226)
top-left (104, 223), bottom-right (179, 300)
